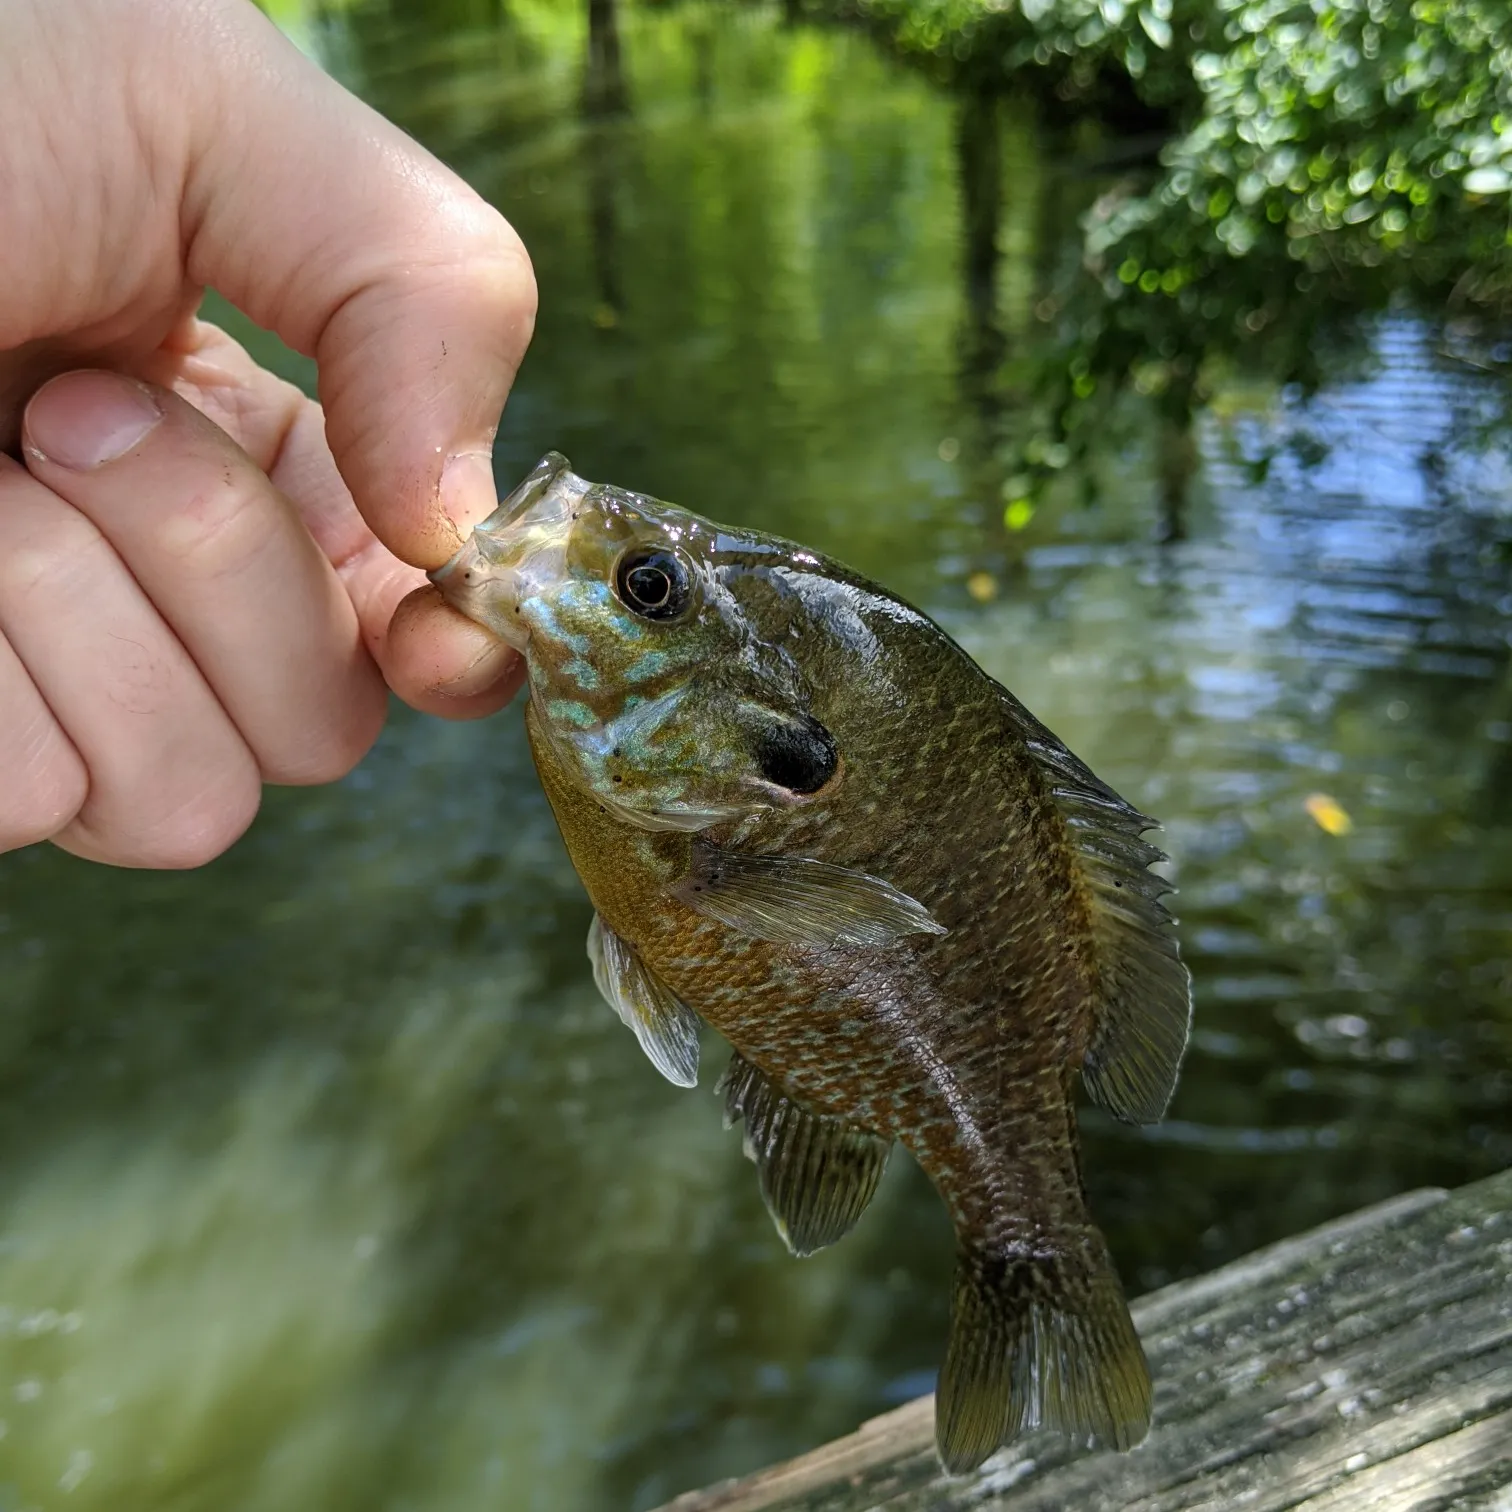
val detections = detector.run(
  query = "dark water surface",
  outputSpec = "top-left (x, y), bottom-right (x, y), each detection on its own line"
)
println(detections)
top-left (2, 4), bottom-right (1510, 1508)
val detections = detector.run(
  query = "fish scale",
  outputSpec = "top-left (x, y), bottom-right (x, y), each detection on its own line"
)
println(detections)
top-left (432, 453), bottom-right (1192, 1473)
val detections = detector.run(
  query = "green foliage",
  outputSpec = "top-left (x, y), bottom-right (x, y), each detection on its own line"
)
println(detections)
top-left (836, 0), bottom-right (1512, 214)
top-left (826, 0), bottom-right (1203, 107)
top-left (842, 0), bottom-right (1512, 514)
top-left (1107, 0), bottom-right (1512, 301)
top-left (836, 0), bottom-right (1512, 291)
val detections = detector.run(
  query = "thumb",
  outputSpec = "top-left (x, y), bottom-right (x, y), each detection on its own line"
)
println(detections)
top-left (176, 3), bottom-right (536, 569)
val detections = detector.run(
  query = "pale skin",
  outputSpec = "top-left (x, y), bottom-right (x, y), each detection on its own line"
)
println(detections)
top-left (0, 0), bottom-right (536, 867)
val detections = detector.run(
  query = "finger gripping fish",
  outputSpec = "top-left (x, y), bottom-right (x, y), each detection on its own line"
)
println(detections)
top-left (431, 454), bottom-right (1192, 1474)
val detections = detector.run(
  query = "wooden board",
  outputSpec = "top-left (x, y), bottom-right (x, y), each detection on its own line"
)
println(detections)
top-left (659, 1169), bottom-right (1512, 1511)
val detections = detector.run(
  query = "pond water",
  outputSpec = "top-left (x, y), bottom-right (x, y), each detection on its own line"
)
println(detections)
top-left (2, 3), bottom-right (1510, 1509)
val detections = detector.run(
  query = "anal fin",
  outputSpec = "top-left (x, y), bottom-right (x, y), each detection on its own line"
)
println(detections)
top-left (936, 1235), bottom-right (1152, 1474)
top-left (587, 914), bottom-right (701, 1088)
top-left (719, 1053), bottom-right (891, 1257)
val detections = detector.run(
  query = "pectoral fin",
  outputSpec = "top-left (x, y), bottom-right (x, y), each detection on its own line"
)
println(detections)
top-left (587, 914), bottom-right (701, 1087)
top-left (672, 842), bottom-right (947, 949)
top-left (719, 1053), bottom-right (891, 1257)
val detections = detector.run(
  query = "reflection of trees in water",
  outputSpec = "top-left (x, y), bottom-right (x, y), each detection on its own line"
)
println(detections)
top-left (317, 0), bottom-right (553, 158)
top-left (583, 0), bottom-right (631, 325)
top-left (954, 86), bottom-right (1001, 374)
top-left (948, 143), bottom-right (1512, 546)
top-left (944, 78), bottom-right (1206, 546)
top-left (949, 86), bottom-right (1011, 533)
top-left (847, 0), bottom-right (1512, 550)
top-left (583, 0), bottom-right (630, 119)
top-left (1479, 661), bottom-right (1512, 826)
top-left (352, 0), bottom-right (511, 31)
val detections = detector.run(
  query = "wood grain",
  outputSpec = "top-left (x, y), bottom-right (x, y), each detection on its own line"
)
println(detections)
top-left (659, 1171), bottom-right (1512, 1511)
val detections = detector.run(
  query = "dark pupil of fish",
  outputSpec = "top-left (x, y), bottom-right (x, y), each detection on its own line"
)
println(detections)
top-left (753, 714), bottom-right (838, 795)
top-left (618, 552), bottom-right (686, 619)
top-left (628, 565), bottom-right (670, 605)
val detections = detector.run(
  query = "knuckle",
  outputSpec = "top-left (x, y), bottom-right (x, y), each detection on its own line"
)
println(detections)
top-left (118, 760), bottom-right (263, 871)
top-left (319, 706), bottom-right (387, 783)
top-left (267, 696), bottom-right (387, 787)
top-left (0, 516), bottom-right (111, 602)
top-left (470, 233), bottom-right (538, 330)
top-left (158, 794), bottom-right (261, 871)
top-left (424, 196), bottom-right (538, 322)
top-left (154, 474), bottom-right (275, 581)
top-left (0, 755), bottom-right (88, 855)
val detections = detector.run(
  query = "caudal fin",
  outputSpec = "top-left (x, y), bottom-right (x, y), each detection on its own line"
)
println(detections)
top-left (934, 1238), bottom-right (1152, 1474)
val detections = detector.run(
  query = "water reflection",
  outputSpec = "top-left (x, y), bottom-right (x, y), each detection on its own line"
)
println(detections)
top-left (584, 0), bottom-right (631, 326)
top-left (1, 3), bottom-right (1509, 1510)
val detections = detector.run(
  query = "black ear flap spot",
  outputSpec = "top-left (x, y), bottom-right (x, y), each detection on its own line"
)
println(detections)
top-left (752, 714), bottom-right (839, 795)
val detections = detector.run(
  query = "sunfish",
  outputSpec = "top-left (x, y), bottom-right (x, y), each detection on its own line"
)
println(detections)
top-left (431, 453), bottom-right (1191, 1472)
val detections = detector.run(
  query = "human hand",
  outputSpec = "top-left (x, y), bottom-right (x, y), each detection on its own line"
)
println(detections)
top-left (0, 0), bottom-right (536, 867)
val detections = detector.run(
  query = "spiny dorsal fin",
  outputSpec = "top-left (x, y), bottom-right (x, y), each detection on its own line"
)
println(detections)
top-left (718, 1053), bottom-right (891, 1257)
top-left (587, 914), bottom-right (701, 1087)
top-left (672, 842), bottom-right (947, 949)
top-left (1006, 693), bottom-right (1192, 1125)
top-left (936, 1236), bottom-right (1152, 1474)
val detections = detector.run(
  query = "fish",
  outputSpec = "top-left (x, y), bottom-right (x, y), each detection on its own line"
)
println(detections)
top-left (430, 453), bottom-right (1192, 1473)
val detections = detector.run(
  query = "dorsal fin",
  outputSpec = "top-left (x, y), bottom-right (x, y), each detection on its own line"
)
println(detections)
top-left (1005, 693), bottom-right (1192, 1125)
top-left (718, 1053), bottom-right (891, 1256)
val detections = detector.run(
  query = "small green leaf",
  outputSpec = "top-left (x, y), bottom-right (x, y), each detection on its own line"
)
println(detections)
top-left (1139, 8), bottom-right (1173, 48)
top-left (1465, 166), bottom-right (1512, 195)
top-left (1004, 498), bottom-right (1036, 531)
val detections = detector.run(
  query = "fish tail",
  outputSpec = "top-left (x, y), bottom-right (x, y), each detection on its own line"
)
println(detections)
top-left (934, 1231), bottom-right (1152, 1474)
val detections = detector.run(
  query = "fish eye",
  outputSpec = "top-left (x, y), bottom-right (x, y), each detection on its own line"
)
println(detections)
top-left (614, 548), bottom-right (690, 621)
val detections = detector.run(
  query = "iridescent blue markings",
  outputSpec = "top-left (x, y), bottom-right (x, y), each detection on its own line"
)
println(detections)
top-left (623, 650), bottom-right (670, 684)
top-left (547, 700), bottom-right (598, 729)
top-left (525, 597), bottom-right (591, 656)
top-left (563, 659), bottom-right (600, 690)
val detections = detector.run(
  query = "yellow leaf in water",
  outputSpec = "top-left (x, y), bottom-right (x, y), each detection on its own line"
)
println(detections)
top-left (965, 572), bottom-right (997, 603)
top-left (1004, 498), bottom-right (1035, 531)
top-left (1305, 793), bottom-right (1353, 836)
top-left (592, 303), bottom-right (620, 330)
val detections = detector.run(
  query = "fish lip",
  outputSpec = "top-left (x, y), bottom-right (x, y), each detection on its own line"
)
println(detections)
top-left (479, 450), bottom-right (578, 535)
top-left (428, 451), bottom-right (577, 588)
top-left (429, 451), bottom-right (588, 656)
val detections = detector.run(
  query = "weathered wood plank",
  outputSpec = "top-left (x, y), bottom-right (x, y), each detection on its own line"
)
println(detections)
top-left (660, 1170), bottom-right (1512, 1512)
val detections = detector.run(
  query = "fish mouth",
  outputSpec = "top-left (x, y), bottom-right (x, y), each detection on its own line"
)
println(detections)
top-left (428, 452), bottom-right (588, 650)
top-left (429, 451), bottom-right (577, 587)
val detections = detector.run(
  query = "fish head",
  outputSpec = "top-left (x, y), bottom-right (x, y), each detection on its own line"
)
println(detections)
top-left (430, 453), bottom-right (838, 832)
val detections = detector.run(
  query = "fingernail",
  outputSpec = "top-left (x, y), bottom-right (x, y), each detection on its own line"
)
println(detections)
top-left (24, 371), bottom-right (163, 471)
top-left (439, 450), bottom-right (499, 541)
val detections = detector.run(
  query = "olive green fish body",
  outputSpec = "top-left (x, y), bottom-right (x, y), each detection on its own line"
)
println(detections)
top-left (435, 456), bottom-right (1191, 1472)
